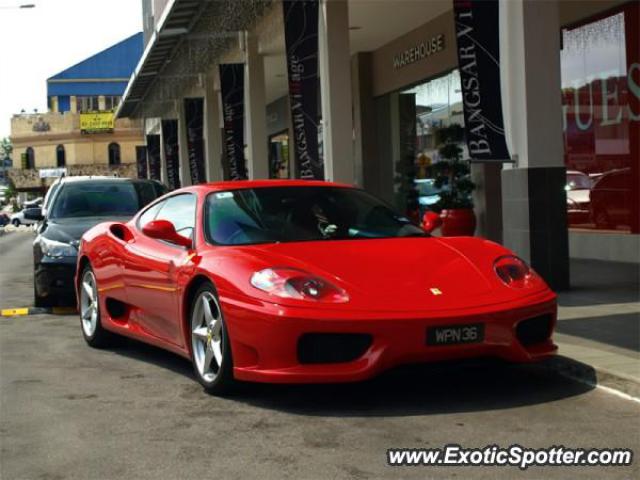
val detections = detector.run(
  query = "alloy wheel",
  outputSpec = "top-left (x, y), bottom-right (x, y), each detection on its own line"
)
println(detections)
top-left (191, 291), bottom-right (224, 383)
top-left (80, 270), bottom-right (98, 337)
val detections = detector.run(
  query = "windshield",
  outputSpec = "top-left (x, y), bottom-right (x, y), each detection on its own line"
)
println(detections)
top-left (51, 181), bottom-right (144, 219)
top-left (566, 174), bottom-right (592, 190)
top-left (205, 187), bottom-right (426, 246)
top-left (416, 179), bottom-right (445, 196)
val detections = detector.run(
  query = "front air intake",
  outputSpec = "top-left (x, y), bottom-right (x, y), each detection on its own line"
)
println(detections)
top-left (297, 333), bottom-right (372, 364)
top-left (516, 315), bottom-right (553, 347)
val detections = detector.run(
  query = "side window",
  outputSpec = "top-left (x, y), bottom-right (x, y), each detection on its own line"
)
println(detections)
top-left (138, 201), bottom-right (164, 229)
top-left (155, 194), bottom-right (197, 239)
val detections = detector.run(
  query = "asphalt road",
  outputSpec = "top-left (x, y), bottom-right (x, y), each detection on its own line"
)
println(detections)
top-left (1, 230), bottom-right (639, 480)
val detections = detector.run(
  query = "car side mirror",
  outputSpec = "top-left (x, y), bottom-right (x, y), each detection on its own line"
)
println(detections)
top-left (142, 219), bottom-right (192, 249)
top-left (421, 211), bottom-right (442, 234)
top-left (23, 207), bottom-right (44, 221)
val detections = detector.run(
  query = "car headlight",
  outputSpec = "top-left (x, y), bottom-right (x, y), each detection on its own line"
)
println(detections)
top-left (493, 255), bottom-right (536, 288)
top-left (40, 237), bottom-right (77, 258)
top-left (250, 268), bottom-right (349, 303)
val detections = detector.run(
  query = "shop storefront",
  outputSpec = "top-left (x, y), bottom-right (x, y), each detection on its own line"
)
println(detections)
top-left (560, 1), bottom-right (639, 235)
top-left (359, 0), bottom-right (638, 264)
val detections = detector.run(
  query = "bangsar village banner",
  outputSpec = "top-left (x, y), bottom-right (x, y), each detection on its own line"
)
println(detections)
top-left (184, 98), bottom-right (207, 184)
top-left (453, 0), bottom-right (511, 161)
top-left (219, 64), bottom-right (247, 181)
top-left (282, 0), bottom-right (322, 179)
top-left (146, 134), bottom-right (161, 181)
top-left (161, 119), bottom-right (180, 190)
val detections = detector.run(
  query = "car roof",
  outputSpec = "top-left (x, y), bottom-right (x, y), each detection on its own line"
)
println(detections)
top-left (176, 179), bottom-right (354, 194)
top-left (56, 176), bottom-right (160, 185)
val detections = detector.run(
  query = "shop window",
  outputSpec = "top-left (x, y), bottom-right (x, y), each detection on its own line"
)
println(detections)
top-left (56, 145), bottom-right (65, 168)
top-left (400, 70), bottom-right (466, 215)
top-left (105, 96), bottom-right (121, 111)
top-left (108, 143), bottom-right (121, 166)
top-left (561, 2), bottom-right (639, 233)
top-left (77, 96), bottom-right (100, 113)
top-left (269, 131), bottom-right (290, 179)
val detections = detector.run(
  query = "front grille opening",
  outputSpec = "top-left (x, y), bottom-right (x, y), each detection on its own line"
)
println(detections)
top-left (516, 315), bottom-right (553, 347)
top-left (297, 333), bottom-right (372, 364)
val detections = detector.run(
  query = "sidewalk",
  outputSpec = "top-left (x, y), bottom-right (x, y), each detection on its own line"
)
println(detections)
top-left (552, 259), bottom-right (640, 397)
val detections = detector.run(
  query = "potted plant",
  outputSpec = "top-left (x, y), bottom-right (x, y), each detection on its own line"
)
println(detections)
top-left (429, 124), bottom-right (476, 236)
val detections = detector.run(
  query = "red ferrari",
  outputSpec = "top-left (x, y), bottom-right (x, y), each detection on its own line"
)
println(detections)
top-left (76, 180), bottom-right (557, 394)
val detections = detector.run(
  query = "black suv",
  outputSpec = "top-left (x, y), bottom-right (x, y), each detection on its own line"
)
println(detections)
top-left (29, 177), bottom-right (167, 307)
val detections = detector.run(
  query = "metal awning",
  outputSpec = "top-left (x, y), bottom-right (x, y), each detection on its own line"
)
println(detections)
top-left (116, 0), bottom-right (206, 118)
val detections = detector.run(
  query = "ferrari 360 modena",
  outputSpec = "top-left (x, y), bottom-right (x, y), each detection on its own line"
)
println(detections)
top-left (76, 180), bottom-right (557, 394)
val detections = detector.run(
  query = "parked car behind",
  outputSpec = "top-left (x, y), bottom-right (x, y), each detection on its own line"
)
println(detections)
top-left (589, 168), bottom-right (632, 229)
top-left (565, 170), bottom-right (592, 225)
top-left (10, 208), bottom-right (40, 227)
top-left (29, 177), bottom-right (167, 307)
top-left (415, 178), bottom-right (448, 216)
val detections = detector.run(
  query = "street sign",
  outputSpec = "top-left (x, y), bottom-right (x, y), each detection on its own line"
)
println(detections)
top-left (39, 168), bottom-right (67, 178)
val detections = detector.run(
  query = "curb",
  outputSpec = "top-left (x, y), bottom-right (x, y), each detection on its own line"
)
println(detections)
top-left (1, 307), bottom-right (77, 317)
top-left (545, 355), bottom-right (640, 400)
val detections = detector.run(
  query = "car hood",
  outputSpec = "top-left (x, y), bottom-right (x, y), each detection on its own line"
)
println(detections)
top-left (41, 216), bottom-right (132, 244)
top-left (231, 237), bottom-right (519, 312)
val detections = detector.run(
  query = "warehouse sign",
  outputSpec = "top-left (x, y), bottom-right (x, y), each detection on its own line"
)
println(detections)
top-left (393, 34), bottom-right (445, 69)
top-left (80, 112), bottom-right (114, 133)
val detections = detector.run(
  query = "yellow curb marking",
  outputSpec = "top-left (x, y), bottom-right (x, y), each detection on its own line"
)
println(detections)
top-left (1, 308), bottom-right (30, 317)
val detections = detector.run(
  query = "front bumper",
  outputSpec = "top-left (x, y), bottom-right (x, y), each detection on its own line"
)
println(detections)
top-left (34, 256), bottom-right (77, 301)
top-left (221, 290), bottom-right (557, 384)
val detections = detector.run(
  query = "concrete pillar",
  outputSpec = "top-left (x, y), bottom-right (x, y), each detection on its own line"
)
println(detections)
top-left (319, 0), bottom-right (354, 184)
top-left (351, 52), bottom-right (374, 189)
top-left (204, 74), bottom-right (223, 182)
top-left (98, 95), bottom-right (106, 111)
top-left (244, 33), bottom-right (269, 180)
top-left (499, 0), bottom-right (569, 290)
top-left (177, 100), bottom-right (192, 187)
top-left (70, 96), bottom-right (77, 113)
top-left (471, 163), bottom-right (503, 243)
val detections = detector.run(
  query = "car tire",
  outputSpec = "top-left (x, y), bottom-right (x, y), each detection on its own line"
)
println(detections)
top-left (189, 283), bottom-right (237, 395)
top-left (11, 219), bottom-right (20, 227)
top-left (593, 208), bottom-right (612, 229)
top-left (33, 277), bottom-right (54, 308)
top-left (79, 264), bottom-right (113, 348)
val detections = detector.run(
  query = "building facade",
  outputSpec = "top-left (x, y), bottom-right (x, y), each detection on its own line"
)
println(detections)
top-left (10, 33), bottom-right (146, 189)
top-left (117, 0), bottom-right (639, 288)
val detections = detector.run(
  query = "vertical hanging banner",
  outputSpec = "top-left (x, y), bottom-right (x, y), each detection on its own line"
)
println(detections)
top-left (135, 146), bottom-right (148, 179)
top-left (184, 98), bottom-right (207, 184)
top-left (161, 119), bottom-right (181, 190)
top-left (146, 134), bottom-right (161, 181)
top-left (219, 64), bottom-right (247, 181)
top-left (453, 0), bottom-right (511, 162)
top-left (282, 0), bottom-right (322, 179)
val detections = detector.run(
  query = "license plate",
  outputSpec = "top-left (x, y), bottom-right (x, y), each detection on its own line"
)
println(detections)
top-left (426, 323), bottom-right (484, 346)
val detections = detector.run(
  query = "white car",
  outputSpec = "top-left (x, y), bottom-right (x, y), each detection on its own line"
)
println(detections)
top-left (9, 208), bottom-right (39, 227)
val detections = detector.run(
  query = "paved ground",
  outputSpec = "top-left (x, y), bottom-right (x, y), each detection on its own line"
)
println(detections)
top-left (1, 230), bottom-right (639, 480)
top-left (556, 259), bottom-right (640, 388)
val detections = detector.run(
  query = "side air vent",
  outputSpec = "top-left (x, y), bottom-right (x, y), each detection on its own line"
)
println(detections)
top-left (109, 224), bottom-right (133, 242)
